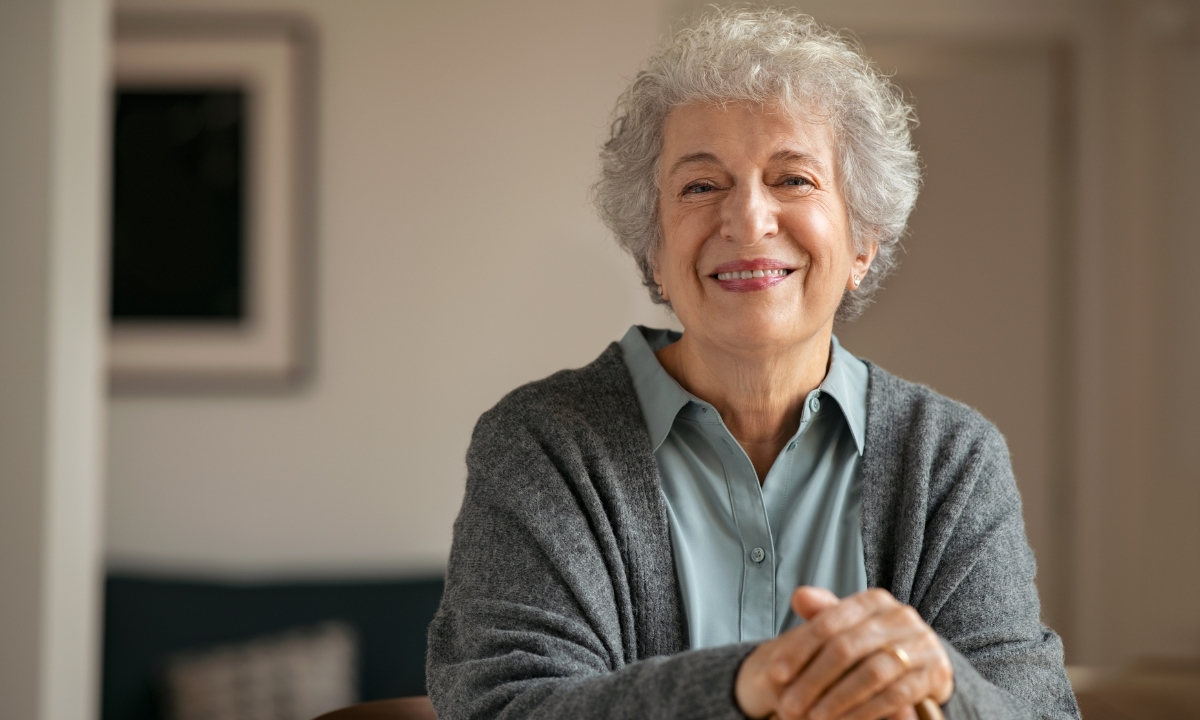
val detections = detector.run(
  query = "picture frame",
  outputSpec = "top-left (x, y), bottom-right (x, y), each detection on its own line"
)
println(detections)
top-left (109, 14), bottom-right (316, 392)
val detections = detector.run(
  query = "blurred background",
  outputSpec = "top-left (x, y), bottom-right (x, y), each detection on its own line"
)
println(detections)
top-left (3, 0), bottom-right (1200, 718)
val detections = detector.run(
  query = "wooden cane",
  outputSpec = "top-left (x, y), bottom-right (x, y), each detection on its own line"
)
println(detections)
top-left (915, 697), bottom-right (945, 720)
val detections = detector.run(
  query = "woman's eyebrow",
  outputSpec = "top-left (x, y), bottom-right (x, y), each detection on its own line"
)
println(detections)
top-left (668, 152), bottom-right (722, 177)
top-left (772, 149), bottom-right (827, 173)
top-left (667, 150), bottom-right (829, 178)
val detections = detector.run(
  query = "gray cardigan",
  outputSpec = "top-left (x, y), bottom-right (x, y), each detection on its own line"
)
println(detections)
top-left (426, 344), bottom-right (1080, 720)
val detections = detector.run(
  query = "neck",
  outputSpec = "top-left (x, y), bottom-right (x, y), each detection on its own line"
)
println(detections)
top-left (655, 327), bottom-right (833, 481)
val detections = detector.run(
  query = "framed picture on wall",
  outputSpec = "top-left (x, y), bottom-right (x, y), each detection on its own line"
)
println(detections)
top-left (109, 14), bottom-right (315, 391)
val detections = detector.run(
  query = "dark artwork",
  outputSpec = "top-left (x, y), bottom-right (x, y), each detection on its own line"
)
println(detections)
top-left (111, 89), bottom-right (246, 321)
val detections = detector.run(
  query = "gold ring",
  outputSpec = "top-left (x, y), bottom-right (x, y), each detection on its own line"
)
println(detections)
top-left (881, 644), bottom-right (912, 671)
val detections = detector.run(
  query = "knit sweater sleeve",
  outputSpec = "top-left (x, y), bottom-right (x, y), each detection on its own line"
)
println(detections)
top-left (425, 380), bottom-right (756, 720)
top-left (901, 408), bottom-right (1079, 720)
top-left (858, 367), bottom-right (1080, 719)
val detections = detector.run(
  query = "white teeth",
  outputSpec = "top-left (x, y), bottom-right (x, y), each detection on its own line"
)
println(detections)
top-left (715, 268), bottom-right (789, 281)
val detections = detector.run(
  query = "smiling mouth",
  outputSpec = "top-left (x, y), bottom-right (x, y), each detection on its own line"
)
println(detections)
top-left (713, 268), bottom-right (792, 281)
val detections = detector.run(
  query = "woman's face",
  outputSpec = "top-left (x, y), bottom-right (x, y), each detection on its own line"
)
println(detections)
top-left (655, 102), bottom-right (875, 356)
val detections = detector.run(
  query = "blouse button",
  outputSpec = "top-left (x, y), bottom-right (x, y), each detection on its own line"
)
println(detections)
top-left (750, 547), bottom-right (766, 563)
top-left (809, 396), bottom-right (821, 413)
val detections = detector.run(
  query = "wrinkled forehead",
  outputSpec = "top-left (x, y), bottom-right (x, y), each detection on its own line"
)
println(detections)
top-left (659, 100), bottom-right (840, 173)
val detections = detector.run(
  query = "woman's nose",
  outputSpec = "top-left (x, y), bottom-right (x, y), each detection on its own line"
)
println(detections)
top-left (721, 182), bottom-right (779, 246)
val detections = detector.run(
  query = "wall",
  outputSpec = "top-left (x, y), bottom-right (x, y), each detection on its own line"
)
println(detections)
top-left (1159, 35), bottom-right (1200, 659)
top-left (836, 40), bottom-right (1059, 616)
top-left (0, 0), bottom-right (110, 718)
top-left (1070, 0), bottom-right (1200, 665)
top-left (106, 0), bottom-right (675, 577)
top-left (0, 4), bottom-right (54, 714)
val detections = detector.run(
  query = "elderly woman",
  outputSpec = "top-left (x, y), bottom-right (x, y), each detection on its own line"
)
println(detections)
top-left (427, 9), bottom-right (1078, 720)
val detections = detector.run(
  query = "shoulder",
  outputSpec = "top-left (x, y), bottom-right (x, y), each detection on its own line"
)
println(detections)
top-left (468, 342), bottom-right (648, 464)
top-left (865, 362), bottom-right (1009, 461)
top-left (475, 342), bottom-right (637, 431)
top-left (862, 362), bottom-right (1017, 522)
top-left (858, 363), bottom-right (1029, 607)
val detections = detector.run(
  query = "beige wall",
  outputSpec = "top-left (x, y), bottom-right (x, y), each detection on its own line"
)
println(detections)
top-left (1071, 1), bottom-right (1200, 665)
top-left (106, 0), bottom-right (676, 577)
top-left (0, 0), bottom-right (110, 718)
top-left (1158, 39), bottom-right (1200, 660)
top-left (0, 3), bottom-right (54, 714)
top-left (836, 41), bottom-right (1059, 615)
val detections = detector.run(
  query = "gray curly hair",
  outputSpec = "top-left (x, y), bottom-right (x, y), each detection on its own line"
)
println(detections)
top-left (592, 7), bottom-right (920, 322)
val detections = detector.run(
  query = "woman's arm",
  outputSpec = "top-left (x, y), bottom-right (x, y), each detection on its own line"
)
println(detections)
top-left (912, 423), bottom-right (1078, 719)
top-left (730, 419), bottom-right (1079, 720)
top-left (425, 402), bottom-right (755, 720)
top-left (428, 594), bottom-right (753, 720)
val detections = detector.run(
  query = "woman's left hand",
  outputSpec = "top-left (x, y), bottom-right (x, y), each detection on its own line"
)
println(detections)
top-left (735, 587), bottom-right (953, 720)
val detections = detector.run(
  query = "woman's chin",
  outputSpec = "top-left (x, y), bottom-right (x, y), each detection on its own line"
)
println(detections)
top-left (695, 317), bottom-right (825, 357)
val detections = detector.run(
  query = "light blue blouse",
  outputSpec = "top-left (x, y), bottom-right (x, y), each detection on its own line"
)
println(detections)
top-left (618, 325), bottom-right (869, 649)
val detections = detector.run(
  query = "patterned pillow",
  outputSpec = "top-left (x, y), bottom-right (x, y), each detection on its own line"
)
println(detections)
top-left (163, 621), bottom-right (357, 720)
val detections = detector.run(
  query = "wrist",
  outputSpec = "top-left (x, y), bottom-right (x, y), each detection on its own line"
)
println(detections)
top-left (733, 642), bottom-right (773, 719)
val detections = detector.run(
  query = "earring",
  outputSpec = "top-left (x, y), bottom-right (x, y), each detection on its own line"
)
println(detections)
top-left (657, 284), bottom-right (665, 297)
top-left (852, 275), bottom-right (860, 287)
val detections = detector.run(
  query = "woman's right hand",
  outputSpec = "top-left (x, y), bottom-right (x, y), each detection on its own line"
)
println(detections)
top-left (734, 587), bottom-right (952, 720)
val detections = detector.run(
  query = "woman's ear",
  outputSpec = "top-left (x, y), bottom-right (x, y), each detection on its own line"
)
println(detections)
top-left (847, 241), bottom-right (879, 291)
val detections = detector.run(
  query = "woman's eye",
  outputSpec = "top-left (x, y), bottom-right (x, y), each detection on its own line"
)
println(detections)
top-left (683, 182), bottom-right (716, 195)
top-left (782, 176), bottom-right (812, 187)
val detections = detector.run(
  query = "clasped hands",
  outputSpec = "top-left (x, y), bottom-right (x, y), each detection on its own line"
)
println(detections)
top-left (735, 587), bottom-right (953, 720)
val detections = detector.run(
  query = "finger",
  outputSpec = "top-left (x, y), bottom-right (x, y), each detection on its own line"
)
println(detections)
top-left (736, 641), bottom-right (791, 719)
top-left (791, 586), bottom-right (839, 620)
top-left (888, 707), bottom-right (919, 720)
top-left (767, 588), bottom-right (900, 685)
top-left (841, 670), bottom-right (935, 720)
top-left (803, 643), bottom-right (911, 720)
top-left (778, 603), bottom-right (919, 717)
